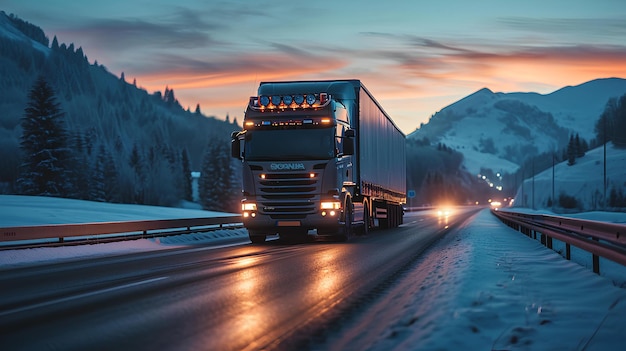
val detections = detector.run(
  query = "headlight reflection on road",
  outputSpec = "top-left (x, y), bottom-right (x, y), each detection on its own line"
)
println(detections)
top-left (229, 254), bottom-right (269, 342)
top-left (312, 250), bottom-right (340, 297)
top-left (306, 247), bottom-right (354, 309)
top-left (436, 207), bottom-right (453, 228)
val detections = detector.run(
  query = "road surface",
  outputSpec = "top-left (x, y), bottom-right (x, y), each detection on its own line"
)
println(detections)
top-left (0, 207), bottom-right (480, 350)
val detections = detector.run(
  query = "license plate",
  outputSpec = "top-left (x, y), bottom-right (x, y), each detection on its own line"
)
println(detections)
top-left (277, 221), bottom-right (301, 227)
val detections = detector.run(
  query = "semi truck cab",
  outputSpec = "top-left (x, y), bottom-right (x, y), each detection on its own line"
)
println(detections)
top-left (231, 80), bottom-right (405, 243)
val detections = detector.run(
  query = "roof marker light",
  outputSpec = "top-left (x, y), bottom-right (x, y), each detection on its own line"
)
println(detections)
top-left (306, 93), bottom-right (316, 105)
top-left (259, 96), bottom-right (270, 107)
top-left (283, 95), bottom-right (293, 106)
top-left (271, 95), bottom-right (281, 106)
top-left (294, 95), bottom-right (304, 105)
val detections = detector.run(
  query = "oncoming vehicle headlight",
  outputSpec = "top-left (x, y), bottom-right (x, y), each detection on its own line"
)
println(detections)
top-left (437, 208), bottom-right (453, 217)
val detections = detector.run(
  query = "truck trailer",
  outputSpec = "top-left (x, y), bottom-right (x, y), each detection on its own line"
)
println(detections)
top-left (231, 80), bottom-right (406, 243)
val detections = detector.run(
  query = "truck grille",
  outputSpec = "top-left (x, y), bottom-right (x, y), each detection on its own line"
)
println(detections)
top-left (259, 172), bottom-right (319, 218)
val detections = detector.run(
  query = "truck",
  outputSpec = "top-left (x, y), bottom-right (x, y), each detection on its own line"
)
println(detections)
top-left (231, 79), bottom-right (406, 243)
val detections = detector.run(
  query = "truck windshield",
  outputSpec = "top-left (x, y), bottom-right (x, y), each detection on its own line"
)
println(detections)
top-left (244, 127), bottom-right (335, 161)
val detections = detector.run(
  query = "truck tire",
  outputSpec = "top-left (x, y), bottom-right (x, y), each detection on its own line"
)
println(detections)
top-left (378, 203), bottom-right (389, 229)
top-left (248, 230), bottom-right (266, 244)
top-left (338, 198), bottom-right (353, 242)
top-left (358, 201), bottom-right (370, 236)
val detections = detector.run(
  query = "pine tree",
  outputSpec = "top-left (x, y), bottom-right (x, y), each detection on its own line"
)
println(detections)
top-left (128, 143), bottom-right (145, 203)
top-left (199, 141), bottom-right (238, 212)
top-left (181, 148), bottom-right (192, 201)
top-left (595, 97), bottom-right (617, 145)
top-left (102, 146), bottom-right (119, 202)
top-left (567, 135), bottom-right (576, 166)
top-left (614, 94), bottom-right (626, 146)
top-left (17, 76), bottom-right (73, 197)
top-left (89, 144), bottom-right (107, 202)
top-left (71, 131), bottom-right (90, 199)
top-left (575, 134), bottom-right (585, 158)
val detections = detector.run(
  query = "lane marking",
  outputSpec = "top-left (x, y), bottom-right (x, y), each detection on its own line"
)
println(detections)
top-left (0, 276), bottom-right (168, 317)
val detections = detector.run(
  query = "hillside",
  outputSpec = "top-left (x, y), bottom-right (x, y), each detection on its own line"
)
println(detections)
top-left (511, 142), bottom-right (626, 212)
top-left (409, 78), bottom-right (626, 175)
top-left (0, 12), bottom-right (241, 207)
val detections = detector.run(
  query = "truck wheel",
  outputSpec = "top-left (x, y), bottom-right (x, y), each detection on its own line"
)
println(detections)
top-left (248, 230), bottom-right (266, 244)
top-left (338, 198), bottom-right (353, 242)
top-left (358, 202), bottom-right (370, 236)
top-left (390, 205), bottom-right (397, 228)
top-left (378, 203), bottom-right (389, 229)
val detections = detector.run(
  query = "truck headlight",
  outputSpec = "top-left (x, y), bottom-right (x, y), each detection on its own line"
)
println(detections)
top-left (242, 202), bottom-right (257, 218)
top-left (321, 201), bottom-right (341, 216)
top-left (242, 203), bottom-right (257, 211)
top-left (320, 201), bottom-right (341, 210)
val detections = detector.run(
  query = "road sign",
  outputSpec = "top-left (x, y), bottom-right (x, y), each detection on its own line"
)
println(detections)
top-left (407, 190), bottom-right (416, 198)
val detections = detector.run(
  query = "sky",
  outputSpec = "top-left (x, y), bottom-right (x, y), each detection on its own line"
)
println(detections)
top-left (1, 196), bottom-right (625, 349)
top-left (3, 0), bottom-right (626, 134)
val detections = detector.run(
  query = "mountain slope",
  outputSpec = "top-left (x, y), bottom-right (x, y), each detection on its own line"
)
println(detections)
top-left (512, 142), bottom-right (626, 212)
top-left (0, 11), bottom-right (240, 206)
top-left (409, 78), bottom-right (626, 175)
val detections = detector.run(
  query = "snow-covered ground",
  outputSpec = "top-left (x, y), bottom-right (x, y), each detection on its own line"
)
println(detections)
top-left (1, 195), bottom-right (625, 350)
top-left (0, 195), bottom-right (248, 265)
top-left (512, 142), bottom-right (626, 212)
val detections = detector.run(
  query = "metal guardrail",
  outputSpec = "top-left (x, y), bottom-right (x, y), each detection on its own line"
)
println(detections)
top-left (491, 209), bottom-right (626, 274)
top-left (0, 216), bottom-right (243, 249)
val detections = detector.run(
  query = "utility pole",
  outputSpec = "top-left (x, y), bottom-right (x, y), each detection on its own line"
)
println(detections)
top-left (532, 157), bottom-right (535, 210)
top-left (552, 152), bottom-right (556, 211)
top-left (602, 115), bottom-right (608, 210)
top-left (522, 166), bottom-right (526, 207)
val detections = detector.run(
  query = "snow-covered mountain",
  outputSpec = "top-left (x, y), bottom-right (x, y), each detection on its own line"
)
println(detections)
top-left (408, 78), bottom-right (626, 175)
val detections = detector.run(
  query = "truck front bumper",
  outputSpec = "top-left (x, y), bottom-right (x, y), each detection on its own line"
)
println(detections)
top-left (243, 211), bottom-right (342, 235)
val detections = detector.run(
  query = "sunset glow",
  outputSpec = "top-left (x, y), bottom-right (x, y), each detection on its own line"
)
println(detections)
top-left (5, 0), bottom-right (626, 133)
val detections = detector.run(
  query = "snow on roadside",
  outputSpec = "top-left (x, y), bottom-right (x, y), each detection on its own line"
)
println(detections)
top-left (0, 195), bottom-right (248, 269)
top-left (322, 209), bottom-right (626, 351)
top-left (0, 228), bottom-right (249, 269)
top-left (0, 195), bottom-right (236, 227)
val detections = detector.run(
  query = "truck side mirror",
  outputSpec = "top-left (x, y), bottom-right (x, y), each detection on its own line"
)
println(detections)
top-left (231, 131), bottom-right (242, 159)
top-left (343, 129), bottom-right (355, 155)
